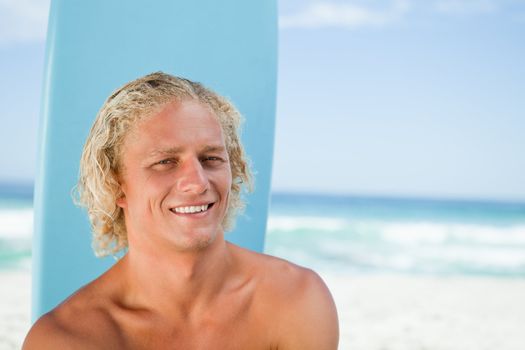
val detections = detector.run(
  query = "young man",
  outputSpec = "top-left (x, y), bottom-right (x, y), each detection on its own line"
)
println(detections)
top-left (23, 72), bottom-right (339, 349)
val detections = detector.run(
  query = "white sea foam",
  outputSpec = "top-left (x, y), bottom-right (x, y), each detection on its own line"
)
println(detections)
top-left (267, 215), bottom-right (347, 232)
top-left (268, 215), bottom-right (525, 247)
top-left (0, 208), bottom-right (33, 239)
top-left (382, 222), bottom-right (449, 245)
top-left (381, 221), bottom-right (525, 246)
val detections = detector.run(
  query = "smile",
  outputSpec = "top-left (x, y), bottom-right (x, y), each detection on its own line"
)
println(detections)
top-left (170, 203), bottom-right (214, 214)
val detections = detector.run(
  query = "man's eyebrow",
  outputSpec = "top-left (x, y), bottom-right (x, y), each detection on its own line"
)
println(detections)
top-left (147, 145), bottom-right (226, 157)
top-left (201, 145), bottom-right (226, 153)
top-left (147, 147), bottom-right (183, 157)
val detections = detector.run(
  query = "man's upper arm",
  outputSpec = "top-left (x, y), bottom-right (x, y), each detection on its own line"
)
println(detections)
top-left (23, 314), bottom-right (60, 349)
top-left (22, 313), bottom-right (80, 350)
top-left (279, 269), bottom-right (339, 350)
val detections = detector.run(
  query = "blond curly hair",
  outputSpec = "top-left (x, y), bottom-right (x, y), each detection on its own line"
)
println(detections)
top-left (75, 72), bottom-right (253, 257)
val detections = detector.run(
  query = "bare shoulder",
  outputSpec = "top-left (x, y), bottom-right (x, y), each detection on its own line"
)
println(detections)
top-left (23, 280), bottom-right (121, 350)
top-left (22, 310), bottom-right (71, 350)
top-left (275, 265), bottom-right (339, 350)
top-left (231, 245), bottom-right (339, 349)
top-left (238, 245), bottom-right (335, 303)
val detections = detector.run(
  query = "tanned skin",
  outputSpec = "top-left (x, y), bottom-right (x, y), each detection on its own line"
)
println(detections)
top-left (23, 100), bottom-right (339, 350)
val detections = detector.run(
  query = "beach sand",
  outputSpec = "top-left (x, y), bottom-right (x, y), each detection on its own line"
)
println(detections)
top-left (322, 273), bottom-right (525, 350)
top-left (0, 270), bottom-right (31, 350)
top-left (2, 269), bottom-right (525, 350)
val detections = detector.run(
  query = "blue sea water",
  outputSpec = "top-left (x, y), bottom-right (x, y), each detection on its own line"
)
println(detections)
top-left (265, 193), bottom-right (525, 277)
top-left (1, 189), bottom-right (525, 277)
top-left (0, 196), bottom-right (32, 270)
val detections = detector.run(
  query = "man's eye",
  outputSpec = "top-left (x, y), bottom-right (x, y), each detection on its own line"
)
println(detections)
top-left (157, 159), bottom-right (175, 165)
top-left (203, 156), bottom-right (224, 162)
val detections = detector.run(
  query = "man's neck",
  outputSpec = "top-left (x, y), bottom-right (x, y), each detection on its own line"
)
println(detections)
top-left (116, 232), bottom-right (235, 320)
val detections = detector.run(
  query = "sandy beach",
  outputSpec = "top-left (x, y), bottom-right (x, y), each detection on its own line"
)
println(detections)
top-left (0, 270), bottom-right (31, 350)
top-left (2, 269), bottom-right (525, 350)
top-left (322, 273), bottom-right (525, 350)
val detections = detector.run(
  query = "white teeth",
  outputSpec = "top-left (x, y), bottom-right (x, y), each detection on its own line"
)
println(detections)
top-left (173, 204), bottom-right (209, 214)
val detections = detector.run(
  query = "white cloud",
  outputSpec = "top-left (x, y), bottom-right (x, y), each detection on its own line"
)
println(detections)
top-left (0, 0), bottom-right (50, 44)
top-left (434, 0), bottom-right (498, 15)
top-left (279, 0), bottom-right (411, 29)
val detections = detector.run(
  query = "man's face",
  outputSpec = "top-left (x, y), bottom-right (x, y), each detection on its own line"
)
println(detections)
top-left (116, 99), bottom-right (232, 252)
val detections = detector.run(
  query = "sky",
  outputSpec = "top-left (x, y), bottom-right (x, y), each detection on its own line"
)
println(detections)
top-left (0, 0), bottom-right (524, 202)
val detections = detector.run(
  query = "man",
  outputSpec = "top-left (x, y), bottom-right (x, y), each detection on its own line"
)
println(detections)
top-left (23, 72), bottom-right (339, 349)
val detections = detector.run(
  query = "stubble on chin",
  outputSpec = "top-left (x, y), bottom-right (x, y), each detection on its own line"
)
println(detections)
top-left (172, 229), bottom-right (219, 253)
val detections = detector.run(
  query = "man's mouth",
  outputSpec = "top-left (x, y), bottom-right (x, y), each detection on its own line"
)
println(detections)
top-left (170, 202), bottom-right (215, 214)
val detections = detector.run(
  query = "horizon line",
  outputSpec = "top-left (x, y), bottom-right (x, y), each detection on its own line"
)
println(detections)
top-left (1, 181), bottom-right (524, 206)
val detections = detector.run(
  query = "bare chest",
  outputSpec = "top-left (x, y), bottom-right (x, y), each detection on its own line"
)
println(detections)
top-left (125, 322), bottom-right (270, 350)
top-left (111, 300), bottom-right (277, 350)
top-left (115, 315), bottom-right (274, 350)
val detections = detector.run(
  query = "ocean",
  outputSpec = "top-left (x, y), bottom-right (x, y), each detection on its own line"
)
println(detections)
top-left (267, 193), bottom-right (525, 278)
top-left (0, 194), bottom-right (32, 271)
top-left (1, 189), bottom-right (525, 278)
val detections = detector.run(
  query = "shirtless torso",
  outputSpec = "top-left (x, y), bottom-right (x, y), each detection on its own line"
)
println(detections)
top-left (23, 242), bottom-right (338, 349)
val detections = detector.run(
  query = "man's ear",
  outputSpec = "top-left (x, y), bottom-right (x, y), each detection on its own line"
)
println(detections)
top-left (116, 195), bottom-right (127, 208)
top-left (116, 182), bottom-right (127, 208)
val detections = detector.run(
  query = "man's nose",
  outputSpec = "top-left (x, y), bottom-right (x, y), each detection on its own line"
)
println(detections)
top-left (176, 158), bottom-right (209, 194)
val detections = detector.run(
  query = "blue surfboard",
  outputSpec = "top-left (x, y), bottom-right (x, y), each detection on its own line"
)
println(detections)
top-left (32, 0), bottom-right (277, 321)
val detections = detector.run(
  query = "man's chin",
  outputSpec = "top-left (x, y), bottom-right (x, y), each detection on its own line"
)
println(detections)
top-left (168, 229), bottom-right (220, 253)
